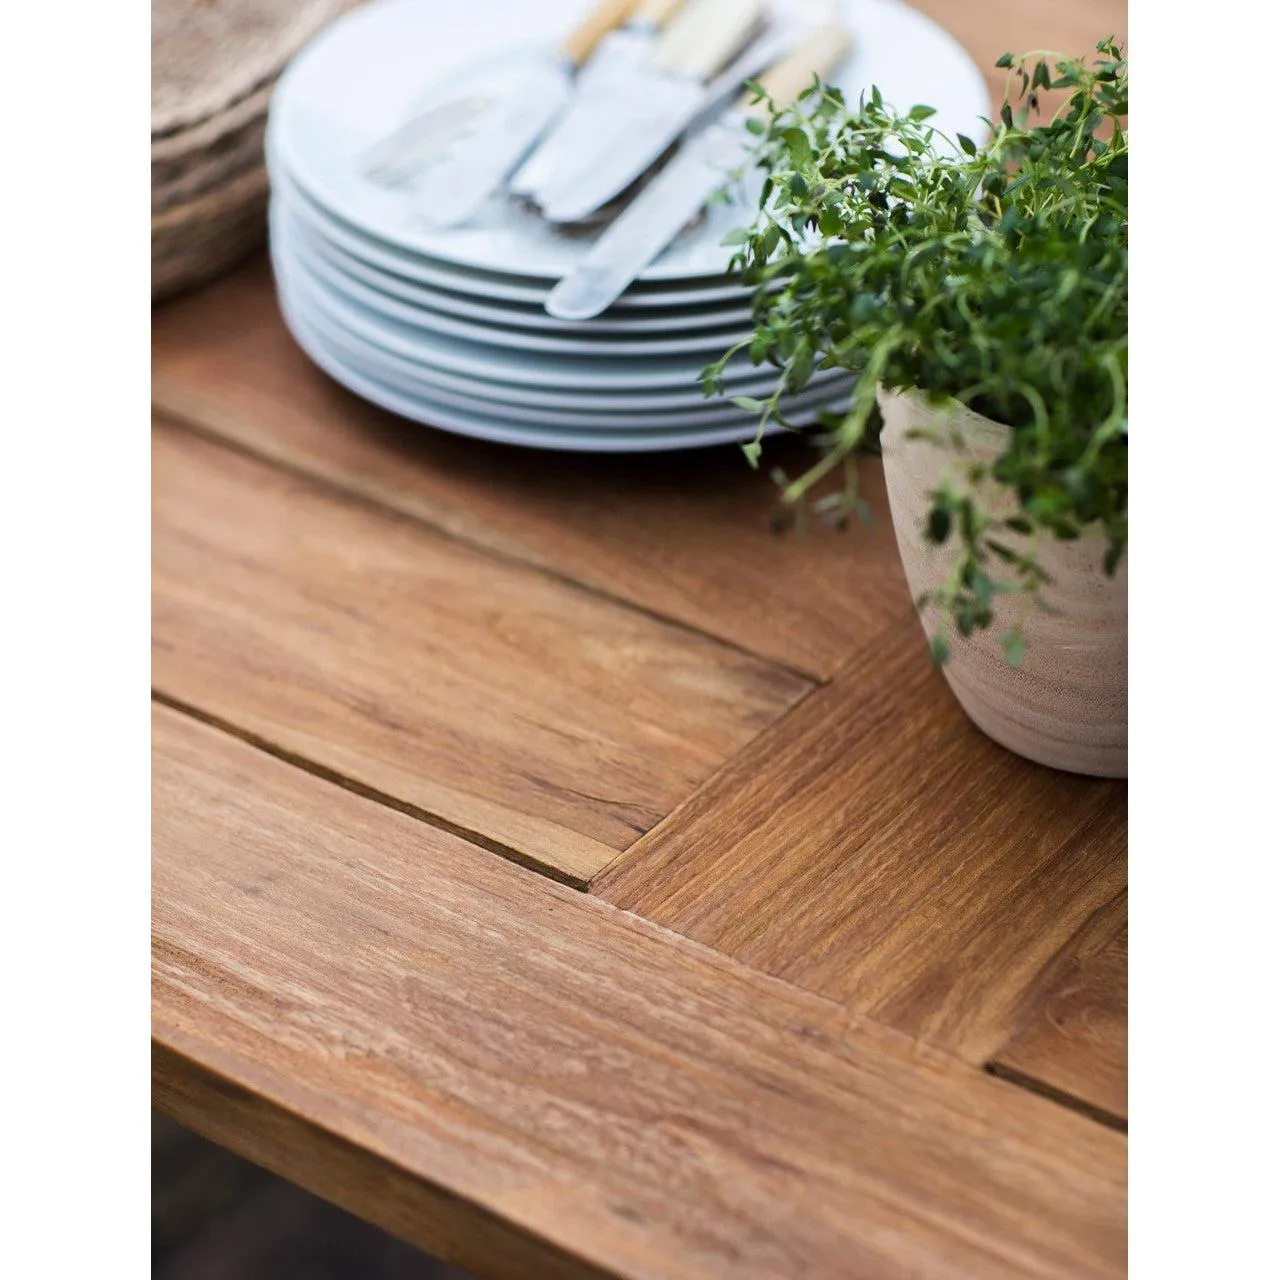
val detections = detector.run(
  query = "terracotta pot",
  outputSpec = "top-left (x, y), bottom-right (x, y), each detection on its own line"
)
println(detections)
top-left (877, 387), bottom-right (1127, 778)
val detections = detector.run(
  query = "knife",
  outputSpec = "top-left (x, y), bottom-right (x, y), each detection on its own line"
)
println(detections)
top-left (532, 0), bottom-right (767, 225)
top-left (360, 93), bottom-right (497, 189)
top-left (411, 0), bottom-right (640, 228)
top-left (533, 21), bottom-right (801, 223)
top-left (544, 25), bottom-right (852, 320)
top-left (509, 0), bottom-right (688, 200)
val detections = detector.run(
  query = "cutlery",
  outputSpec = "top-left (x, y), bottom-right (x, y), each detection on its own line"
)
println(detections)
top-left (545, 24), bottom-right (851, 320)
top-left (532, 0), bottom-right (768, 224)
top-left (409, 0), bottom-right (639, 227)
top-left (509, 0), bottom-right (688, 199)
top-left (533, 20), bottom-right (801, 223)
top-left (360, 94), bottom-right (493, 188)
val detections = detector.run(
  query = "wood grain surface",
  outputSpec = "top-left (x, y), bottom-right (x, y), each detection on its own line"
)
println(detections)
top-left (992, 894), bottom-right (1128, 1123)
top-left (594, 617), bottom-right (1127, 1065)
top-left (152, 3), bottom-right (1130, 1263)
top-left (152, 417), bottom-right (809, 884)
top-left (154, 704), bottom-right (1126, 1280)
top-left (152, 257), bottom-right (911, 681)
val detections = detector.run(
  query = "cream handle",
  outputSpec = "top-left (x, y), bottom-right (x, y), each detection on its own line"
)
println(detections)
top-left (635, 0), bottom-right (686, 24)
top-left (655, 0), bottom-right (765, 80)
top-left (741, 24), bottom-right (852, 117)
top-left (560, 0), bottom-right (640, 66)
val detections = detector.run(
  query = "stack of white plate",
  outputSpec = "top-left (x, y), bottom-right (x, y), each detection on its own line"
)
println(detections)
top-left (265, 0), bottom-right (989, 452)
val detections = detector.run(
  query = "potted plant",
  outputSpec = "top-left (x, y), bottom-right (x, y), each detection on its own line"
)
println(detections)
top-left (703, 40), bottom-right (1128, 778)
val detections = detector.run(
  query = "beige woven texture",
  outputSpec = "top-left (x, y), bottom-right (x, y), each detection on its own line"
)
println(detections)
top-left (152, 0), bottom-right (359, 302)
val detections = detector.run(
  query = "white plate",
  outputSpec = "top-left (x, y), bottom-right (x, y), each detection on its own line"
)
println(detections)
top-left (273, 191), bottom-right (756, 334)
top-left (268, 0), bottom-right (990, 283)
top-left (276, 254), bottom-right (808, 412)
top-left (275, 210), bottom-right (754, 358)
top-left (276, 244), bottom-right (848, 407)
top-left (270, 169), bottom-right (755, 310)
top-left (277, 261), bottom-right (837, 411)
top-left (285, 283), bottom-right (851, 430)
top-left (280, 286), bottom-right (845, 452)
top-left (277, 262), bottom-right (851, 428)
top-left (275, 244), bottom-right (798, 393)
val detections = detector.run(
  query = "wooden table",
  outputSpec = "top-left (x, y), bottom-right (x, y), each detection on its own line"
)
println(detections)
top-left (152, 6), bottom-right (1127, 1275)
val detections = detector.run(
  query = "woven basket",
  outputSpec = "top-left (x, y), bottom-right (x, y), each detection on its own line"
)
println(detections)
top-left (151, 81), bottom-right (273, 212)
top-left (152, 0), bottom-right (353, 137)
top-left (152, 166), bottom-right (271, 303)
top-left (151, 0), bottom-right (359, 302)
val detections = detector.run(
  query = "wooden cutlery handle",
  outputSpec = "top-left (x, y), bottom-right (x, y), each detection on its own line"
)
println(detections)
top-left (635, 0), bottom-right (686, 25)
top-left (561, 0), bottom-right (640, 66)
top-left (656, 0), bottom-right (764, 80)
top-left (741, 24), bottom-right (852, 115)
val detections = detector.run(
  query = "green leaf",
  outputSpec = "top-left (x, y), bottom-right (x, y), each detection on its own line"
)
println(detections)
top-left (731, 395), bottom-right (765, 412)
top-left (995, 52), bottom-right (1014, 68)
top-left (720, 227), bottom-right (751, 246)
top-left (968, 568), bottom-right (995, 609)
top-left (781, 127), bottom-right (812, 166)
top-left (908, 104), bottom-right (938, 121)
top-left (786, 342), bottom-right (814, 392)
top-left (1001, 629), bottom-right (1027, 667)
top-left (741, 440), bottom-right (763, 468)
top-left (957, 133), bottom-right (977, 156)
top-left (926, 507), bottom-right (952, 543)
top-left (745, 116), bottom-right (767, 135)
top-left (929, 634), bottom-right (951, 665)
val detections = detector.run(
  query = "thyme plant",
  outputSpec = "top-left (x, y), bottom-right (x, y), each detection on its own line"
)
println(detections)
top-left (702, 41), bottom-right (1128, 661)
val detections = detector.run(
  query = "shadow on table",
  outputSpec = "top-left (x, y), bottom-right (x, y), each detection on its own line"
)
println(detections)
top-left (153, 1115), bottom-right (473, 1280)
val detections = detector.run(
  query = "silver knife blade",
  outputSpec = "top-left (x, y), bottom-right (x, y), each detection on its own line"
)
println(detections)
top-left (536, 23), bottom-right (792, 225)
top-left (413, 58), bottom-right (572, 227)
top-left (359, 94), bottom-right (495, 188)
top-left (544, 112), bottom-right (749, 319)
top-left (537, 70), bottom-right (705, 224)
top-left (509, 25), bottom-right (660, 198)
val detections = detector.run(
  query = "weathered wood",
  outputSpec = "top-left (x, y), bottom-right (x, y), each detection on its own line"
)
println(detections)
top-left (992, 895), bottom-right (1127, 1123)
top-left (152, 256), bottom-right (911, 680)
top-left (153, 703), bottom-right (1126, 1280)
top-left (151, 6), bottom-right (1130, 1268)
top-left (152, 418), bottom-right (809, 884)
top-left (594, 617), bottom-right (1127, 1066)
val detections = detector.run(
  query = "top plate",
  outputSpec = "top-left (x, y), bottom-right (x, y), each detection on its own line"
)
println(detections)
top-left (268, 0), bottom-right (990, 284)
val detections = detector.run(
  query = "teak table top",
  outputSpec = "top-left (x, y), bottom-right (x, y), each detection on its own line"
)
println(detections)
top-left (152, 6), bottom-right (1128, 1275)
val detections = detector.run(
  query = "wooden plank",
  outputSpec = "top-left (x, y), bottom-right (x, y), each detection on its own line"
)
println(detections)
top-left (153, 703), bottom-right (1126, 1280)
top-left (152, 418), bottom-right (810, 885)
top-left (151, 256), bottom-right (911, 681)
top-left (992, 895), bottom-right (1127, 1124)
top-left (594, 617), bottom-right (1127, 1066)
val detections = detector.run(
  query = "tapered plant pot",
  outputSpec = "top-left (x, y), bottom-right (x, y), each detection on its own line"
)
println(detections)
top-left (877, 387), bottom-right (1127, 778)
